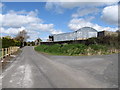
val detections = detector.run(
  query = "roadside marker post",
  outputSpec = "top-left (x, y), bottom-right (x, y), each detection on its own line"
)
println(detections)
top-left (1, 48), bottom-right (4, 59)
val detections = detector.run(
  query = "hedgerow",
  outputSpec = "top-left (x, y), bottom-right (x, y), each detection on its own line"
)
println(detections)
top-left (1, 37), bottom-right (21, 48)
top-left (35, 43), bottom-right (118, 56)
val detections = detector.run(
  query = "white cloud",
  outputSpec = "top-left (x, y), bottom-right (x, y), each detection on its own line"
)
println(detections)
top-left (50, 29), bottom-right (63, 34)
top-left (45, 1), bottom-right (118, 13)
top-left (8, 9), bottom-right (39, 17)
top-left (0, 3), bottom-right (3, 14)
top-left (68, 18), bottom-right (118, 32)
top-left (1, 26), bottom-right (63, 41)
top-left (1, 27), bottom-right (41, 41)
top-left (68, 2), bottom-right (118, 31)
top-left (1, 13), bottom-right (42, 28)
top-left (72, 7), bottom-right (100, 18)
top-left (1, 10), bottom-right (63, 41)
top-left (101, 5), bottom-right (118, 25)
top-left (45, 2), bottom-right (64, 14)
top-left (25, 23), bottom-right (63, 34)
top-left (27, 30), bottom-right (41, 41)
top-left (1, 27), bottom-right (25, 35)
top-left (26, 23), bottom-right (54, 31)
top-left (46, 0), bottom-right (118, 3)
top-left (0, 3), bottom-right (4, 8)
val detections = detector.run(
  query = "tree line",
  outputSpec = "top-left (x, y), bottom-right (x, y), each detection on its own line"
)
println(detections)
top-left (1, 30), bottom-right (42, 48)
top-left (1, 30), bottom-right (29, 48)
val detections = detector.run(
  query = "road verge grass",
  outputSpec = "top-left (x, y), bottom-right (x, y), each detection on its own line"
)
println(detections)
top-left (34, 44), bottom-right (119, 56)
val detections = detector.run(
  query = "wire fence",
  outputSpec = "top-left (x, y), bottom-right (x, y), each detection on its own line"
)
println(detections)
top-left (0, 46), bottom-right (20, 60)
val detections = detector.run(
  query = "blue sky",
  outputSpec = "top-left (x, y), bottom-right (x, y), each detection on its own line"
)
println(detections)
top-left (0, 1), bottom-right (119, 41)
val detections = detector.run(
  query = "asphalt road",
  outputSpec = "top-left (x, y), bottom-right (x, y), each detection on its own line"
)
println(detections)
top-left (1, 46), bottom-right (118, 88)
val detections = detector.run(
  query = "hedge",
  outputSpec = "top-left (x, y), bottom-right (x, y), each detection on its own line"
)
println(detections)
top-left (1, 37), bottom-right (21, 48)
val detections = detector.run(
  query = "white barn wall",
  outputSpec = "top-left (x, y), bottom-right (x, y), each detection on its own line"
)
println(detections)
top-left (51, 27), bottom-right (98, 41)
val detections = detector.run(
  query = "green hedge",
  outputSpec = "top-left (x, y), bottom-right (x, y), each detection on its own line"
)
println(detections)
top-left (86, 36), bottom-right (119, 49)
top-left (1, 37), bottom-right (21, 48)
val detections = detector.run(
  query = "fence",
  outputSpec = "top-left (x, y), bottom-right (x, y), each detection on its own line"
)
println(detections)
top-left (0, 46), bottom-right (20, 60)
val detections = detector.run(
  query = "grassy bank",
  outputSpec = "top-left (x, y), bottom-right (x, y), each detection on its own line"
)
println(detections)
top-left (34, 44), bottom-right (119, 56)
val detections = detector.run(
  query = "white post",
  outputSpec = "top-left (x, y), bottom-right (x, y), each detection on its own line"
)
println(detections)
top-left (5, 48), bottom-right (7, 57)
top-left (2, 48), bottom-right (4, 59)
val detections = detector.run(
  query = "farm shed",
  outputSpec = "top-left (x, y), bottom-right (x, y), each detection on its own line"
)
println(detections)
top-left (49, 27), bottom-right (98, 42)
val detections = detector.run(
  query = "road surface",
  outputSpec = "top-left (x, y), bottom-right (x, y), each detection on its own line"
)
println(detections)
top-left (1, 46), bottom-right (118, 88)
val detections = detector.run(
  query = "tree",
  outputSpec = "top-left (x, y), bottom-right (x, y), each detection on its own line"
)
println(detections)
top-left (15, 30), bottom-right (29, 47)
top-left (37, 38), bottom-right (42, 42)
top-left (2, 37), bottom-right (15, 48)
top-left (35, 38), bottom-right (42, 45)
top-left (4, 36), bottom-right (12, 39)
top-left (116, 29), bottom-right (120, 32)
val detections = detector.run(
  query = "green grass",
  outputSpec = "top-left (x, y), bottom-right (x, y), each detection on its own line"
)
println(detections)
top-left (34, 44), bottom-right (118, 56)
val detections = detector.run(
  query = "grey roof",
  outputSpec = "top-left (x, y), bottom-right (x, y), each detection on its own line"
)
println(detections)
top-left (50, 27), bottom-right (97, 36)
top-left (50, 32), bottom-right (73, 36)
top-left (76, 27), bottom-right (98, 32)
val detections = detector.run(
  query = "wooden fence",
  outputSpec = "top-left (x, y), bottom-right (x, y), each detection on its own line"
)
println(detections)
top-left (0, 46), bottom-right (20, 60)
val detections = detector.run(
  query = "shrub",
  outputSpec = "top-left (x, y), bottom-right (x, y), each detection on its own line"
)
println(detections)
top-left (89, 44), bottom-right (107, 51)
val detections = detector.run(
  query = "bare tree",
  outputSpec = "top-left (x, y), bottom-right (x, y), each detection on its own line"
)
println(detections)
top-left (15, 30), bottom-right (29, 47)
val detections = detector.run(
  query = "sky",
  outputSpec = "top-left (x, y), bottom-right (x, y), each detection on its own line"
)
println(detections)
top-left (0, 0), bottom-right (119, 41)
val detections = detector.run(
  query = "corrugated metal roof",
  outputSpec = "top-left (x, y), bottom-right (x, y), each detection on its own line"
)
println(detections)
top-left (77, 27), bottom-right (98, 32)
top-left (50, 27), bottom-right (98, 37)
top-left (49, 27), bottom-right (98, 41)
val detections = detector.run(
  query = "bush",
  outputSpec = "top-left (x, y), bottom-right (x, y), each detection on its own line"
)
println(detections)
top-left (89, 44), bottom-right (107, 51)
top-left (87, 36), bottom-right (119, 49)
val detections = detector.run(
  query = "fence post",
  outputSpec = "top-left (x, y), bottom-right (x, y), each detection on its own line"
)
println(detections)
top-left (15, 47), bottom-right (16, 52)
top-left (16, 47), bottom-right (17, 52)
top-left (8, 47), bottom-right (10, 56)
top-left (9, 47), bottom-right (11, 55)
top-left (2, 48), bottom-right (4, 59)
top-left (5, 48), bottom-right (8, 57)
top-left (11, 47), bottom-right (12, 54)
top-left (1, 46), bottom-right (19, 59)
top-left (14, 47), bottom-right (15, 53)
top-left (12, 47), bottom-right (14, 54)
top-left (13, 47), bottom-right (15, 52)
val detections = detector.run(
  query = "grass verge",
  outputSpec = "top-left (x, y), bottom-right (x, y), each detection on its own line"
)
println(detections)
top-left (35, 44), bottom-right (119, 56)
